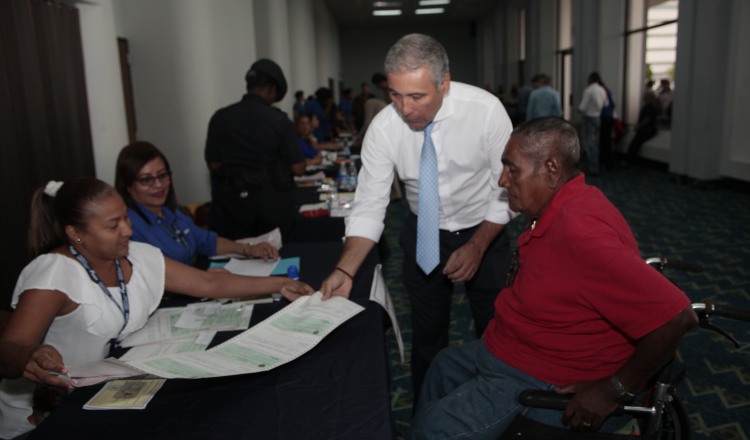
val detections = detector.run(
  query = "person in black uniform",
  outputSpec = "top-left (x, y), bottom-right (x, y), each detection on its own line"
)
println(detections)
top-left (205, 59), bottom-right (305, 241)
top-left (624, 90), bottom-right (659, 166)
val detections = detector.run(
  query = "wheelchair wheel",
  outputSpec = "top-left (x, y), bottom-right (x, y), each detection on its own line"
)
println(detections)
top-left (655, 392), bottom-right (691, 440)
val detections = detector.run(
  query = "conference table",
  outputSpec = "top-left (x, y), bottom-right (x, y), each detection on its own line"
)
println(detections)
top-left (288, 186), bottom-right (345, 244)
top-left (29, 242), bottom-right (395, 440)
top-left (288, 185), bottom-right (391, 262)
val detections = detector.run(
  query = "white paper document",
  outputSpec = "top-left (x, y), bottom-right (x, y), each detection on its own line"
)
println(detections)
top-left (68, 292), bottom-right (363, 385)
top-left (67, 358), bottom-right (150, 387)
top-left (119, 302), bottom-right (253, 348)
top-left (210, 228), bottom-right (283, 260)
top-left (224, 258), bottom-right (278, 277)
top-left (368, 264), bottom-right (404, 362)
top-left (118, 331), bottom-right (215, 362)
top-left (295, 171), bottom-right (326, 182)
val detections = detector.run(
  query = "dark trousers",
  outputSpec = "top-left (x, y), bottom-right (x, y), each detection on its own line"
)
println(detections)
top-left (599, 117), bottom-right (614, 169)
top-left (217, 183), bottom-right (296, 241)
top-left (400, 213), bottom-right (512, 405)
top-left (208, 174), bottom-right (225, 235)
top-left (626, 128), bottom-right (657, 163)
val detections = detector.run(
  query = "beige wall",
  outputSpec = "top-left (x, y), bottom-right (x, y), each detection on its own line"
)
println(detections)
top-left (78, 0), bottom-right (340, 204)
top-left (76, 0), bottom-right (750, 186)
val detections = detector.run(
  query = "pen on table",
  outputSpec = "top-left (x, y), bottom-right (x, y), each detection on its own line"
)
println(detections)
top-left (47, 370), bottom-right (74, 386)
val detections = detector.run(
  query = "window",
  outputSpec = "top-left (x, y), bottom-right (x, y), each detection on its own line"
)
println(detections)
top-left (624, 0), bottom-right (678, 127)
top-left (645, 1), bottom-right (678, 85)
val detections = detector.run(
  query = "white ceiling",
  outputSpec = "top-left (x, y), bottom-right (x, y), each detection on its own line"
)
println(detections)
top-left (321, 0), bottom-right (501, 28)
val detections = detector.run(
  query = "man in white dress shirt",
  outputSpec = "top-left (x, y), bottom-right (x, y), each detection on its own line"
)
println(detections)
top-left (578, 72), bottom-right (608, 174)
top-left (320, 34), bottom-right (515, 402)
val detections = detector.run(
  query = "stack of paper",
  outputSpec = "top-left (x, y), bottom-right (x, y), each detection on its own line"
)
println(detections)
top-left (68, 292), bottom-right (363, 385)
top-left (117, 301), bottom-right (254, 361)
top-left (84, 379), bottom-right (165, 410)
top-left (210, 228), bottom-right (282, 260)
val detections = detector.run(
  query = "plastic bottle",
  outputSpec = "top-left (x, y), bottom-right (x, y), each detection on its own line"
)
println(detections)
top-left (273, 265), bottom-right (300, 302)
top-left (286, 265), bottom-right (300, 280)
top-left (341, 138), bottom-right (351, 157)
top-left (337, 162), bottom-right (349, 191)
top-left (348, 161), bottom-right (358, 191)
top-left (326, 185), bottom-right (338, 211)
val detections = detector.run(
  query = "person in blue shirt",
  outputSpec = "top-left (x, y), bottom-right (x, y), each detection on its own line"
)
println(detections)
top-left (115, 142), bottom-right (279, 267)
top-left (338, 88), bottom-right (355, 132)
top-left (293, 90), bottom-right (306, 119)
top-left (295, 114), bottom-right (323, 166)
top-left (526, 74), bottom-right (562, 121)
top-left (306, 87), bottom-right (335, 141)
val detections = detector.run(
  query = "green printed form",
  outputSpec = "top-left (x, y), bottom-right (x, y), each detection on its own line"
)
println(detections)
top-left (168, 314), bottom-right (200, 338)
top-left (176, 342), bottom-right (209, 354)
top-left (142, 358), bottom-right (218, 378)
top-left (207, 307), bottom-right (248, 328)
top-left (100, 292), bottom-right (365, 383)
top-left (213, 345), bottom-right (281, 368)
top-left (270, 315), bottom-right (332, 335)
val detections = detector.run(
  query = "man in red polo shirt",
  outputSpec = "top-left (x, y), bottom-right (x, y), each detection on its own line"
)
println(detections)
top-left (411, 117), bottom-right (697, 439)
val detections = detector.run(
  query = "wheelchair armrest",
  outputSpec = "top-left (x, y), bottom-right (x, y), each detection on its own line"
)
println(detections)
top-left (518, 390), bottom-right (627, 416)
top-left (519, 390), bottom-right (572, 410)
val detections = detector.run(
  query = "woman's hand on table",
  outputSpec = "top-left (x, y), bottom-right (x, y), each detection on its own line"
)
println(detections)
top-left (279, 280), bottom-right (315, 301)
top-left (243, 242), bottom-right (279, 261)
top-left (24, 344), bottom-right (74, 389)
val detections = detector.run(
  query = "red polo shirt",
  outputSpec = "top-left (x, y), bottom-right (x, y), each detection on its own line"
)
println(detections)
top-left (484, 174), bottom-right (690, 386)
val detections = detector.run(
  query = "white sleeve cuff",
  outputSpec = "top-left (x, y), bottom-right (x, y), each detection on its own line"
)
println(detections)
top-left (344, 215), bottom-right (385, 243)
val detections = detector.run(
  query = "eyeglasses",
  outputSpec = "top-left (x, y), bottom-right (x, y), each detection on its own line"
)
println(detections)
top-left (505, 248), bottom-right (519, 287)
top-left (135, 170), bottom-right (171, 187)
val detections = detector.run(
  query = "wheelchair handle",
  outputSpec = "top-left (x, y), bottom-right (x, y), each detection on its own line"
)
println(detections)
top-left (645, 257), bottom-right (703, 273)
top-left (704, 302), bottom-right (750, 322)
top-left (518, 390), bottom-right (655, 416)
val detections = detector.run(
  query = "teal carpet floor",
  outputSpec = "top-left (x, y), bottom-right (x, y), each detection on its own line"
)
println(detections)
top-left (381, 162), bottom-right (750, 439)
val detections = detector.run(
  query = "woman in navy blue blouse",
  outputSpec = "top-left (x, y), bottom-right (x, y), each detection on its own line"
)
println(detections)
top-left (115, 142), bottom-right (279, 267)
top-left (295, 114), bottom-right (323, 165)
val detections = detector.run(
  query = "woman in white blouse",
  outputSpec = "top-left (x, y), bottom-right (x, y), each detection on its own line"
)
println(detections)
top-left (0, 177), bottom-right (313, 439)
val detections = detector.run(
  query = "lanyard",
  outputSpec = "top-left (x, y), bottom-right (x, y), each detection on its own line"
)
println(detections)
top-left (68, 245), bottom-right (130, 335)
top-left (156, 217), bottom-right (190, 254)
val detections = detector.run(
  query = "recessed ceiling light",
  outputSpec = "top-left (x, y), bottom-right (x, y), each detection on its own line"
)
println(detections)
top-left (373, 1), bottom-right (402, 7)
top-left (415, 7), bottom-right (444, 15)
top-left (373, 9), bottom-right (402, 16)
top-left (419, 0), bottom-right (450, 6)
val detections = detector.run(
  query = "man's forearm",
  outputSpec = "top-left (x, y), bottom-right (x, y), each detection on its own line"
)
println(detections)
top-left (466, 221), bottom-right (505, 255)
top-left (336, 236), bottom-right (377, 277)
top-left (614, 305), bottom-right (698, 395)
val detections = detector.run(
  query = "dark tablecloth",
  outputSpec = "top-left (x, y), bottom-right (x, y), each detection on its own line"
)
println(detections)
top-left (288, 187), bottom-right (345, 244)
top-left (288, 187), bottom-right (391, 262)
top-left (29, 242), bottom-right (394, 440)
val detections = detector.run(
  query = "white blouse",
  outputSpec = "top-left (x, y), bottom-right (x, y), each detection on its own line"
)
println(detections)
top-left (0, 242), bottom-right (165, 439)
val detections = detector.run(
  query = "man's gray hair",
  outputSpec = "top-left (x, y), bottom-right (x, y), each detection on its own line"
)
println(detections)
top-left (384, 33), bottom-right (449, 88)
top-left (512, 117), bottom-right (580, 171)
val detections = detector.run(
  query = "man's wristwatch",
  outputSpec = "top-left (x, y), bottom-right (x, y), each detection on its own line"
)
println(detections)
top-left (610, 375), bottom-right (635, 402)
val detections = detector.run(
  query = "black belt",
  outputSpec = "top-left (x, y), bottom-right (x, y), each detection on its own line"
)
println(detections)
top-left (409, 212), bottom-right (480, 236)
top-left (442, 224), bottom-right (480, 236)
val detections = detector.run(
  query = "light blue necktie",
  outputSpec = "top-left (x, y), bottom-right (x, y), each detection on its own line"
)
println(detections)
top-left (416, 121), bottom-right (440, 274)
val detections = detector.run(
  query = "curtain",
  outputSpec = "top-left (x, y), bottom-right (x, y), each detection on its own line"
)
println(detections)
top-left (0, 0), bottom-right (94, 309)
